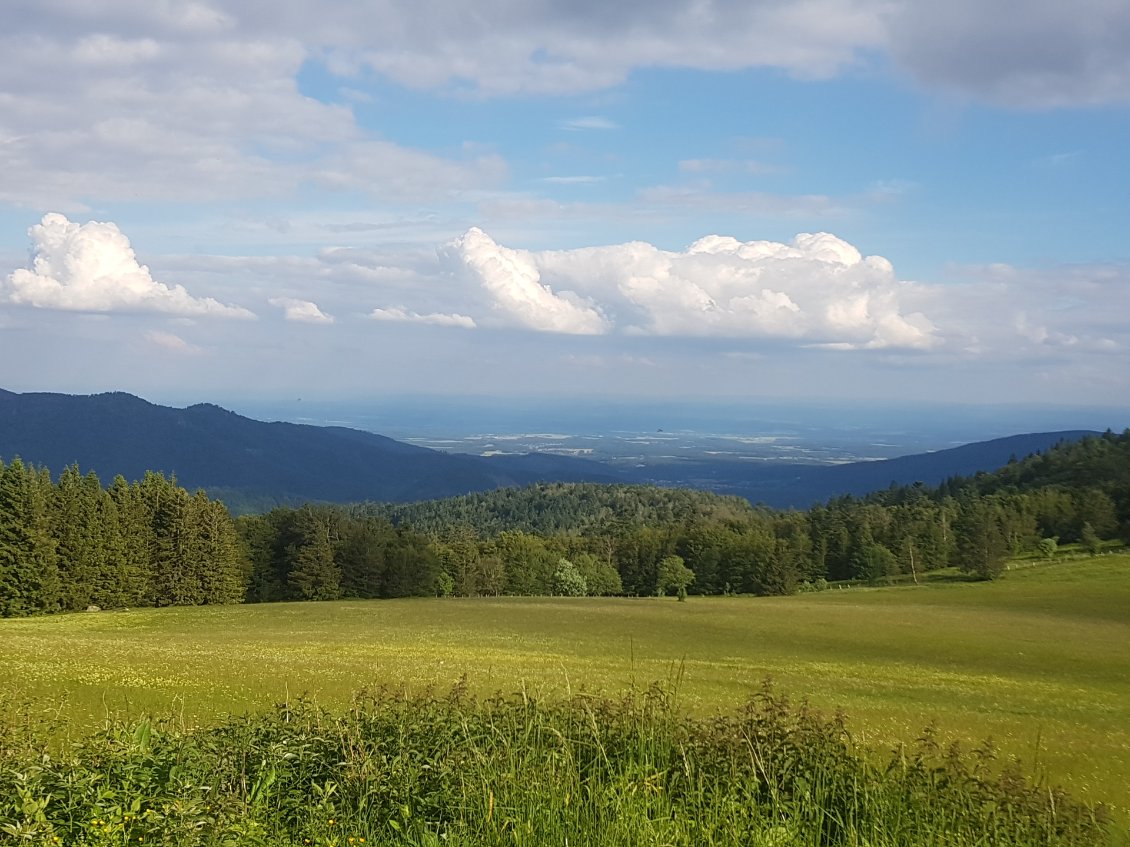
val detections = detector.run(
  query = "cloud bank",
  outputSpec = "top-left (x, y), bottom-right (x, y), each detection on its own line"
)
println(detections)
top-left (1, 1), bottom-right (1124, 215)
top-left (445, 228), bottom-right (937, 349)
top-left (3, 214), bottom-right (253, 317)
top-left (887, 0), bottom-right (1130, 108)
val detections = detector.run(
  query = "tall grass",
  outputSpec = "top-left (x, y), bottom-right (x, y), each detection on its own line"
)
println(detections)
top-left (0, 682), bottom-right (1112, 847)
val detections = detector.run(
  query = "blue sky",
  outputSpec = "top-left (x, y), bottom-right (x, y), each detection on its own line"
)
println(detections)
top-left (1, 0), bottom-right (1128, 414)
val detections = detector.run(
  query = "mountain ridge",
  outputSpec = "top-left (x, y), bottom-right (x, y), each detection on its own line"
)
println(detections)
top-left (0, 389), bottom-right (1101, 511)
top-left (0, 390), bottom-right (625, 508)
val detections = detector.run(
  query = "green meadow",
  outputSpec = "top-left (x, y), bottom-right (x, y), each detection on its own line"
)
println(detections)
top-left (3, 555), bottom-right (1129, 824)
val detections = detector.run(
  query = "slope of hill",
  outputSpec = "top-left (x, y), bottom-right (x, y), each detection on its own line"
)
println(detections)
top-left (646, 430), bottom-right (1100, 507)
top-left (0, 390), bottom-right (625, 509)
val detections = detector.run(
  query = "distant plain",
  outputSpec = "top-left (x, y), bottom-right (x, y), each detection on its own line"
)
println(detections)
top-left (232, 396), bottom-right (1130, 463)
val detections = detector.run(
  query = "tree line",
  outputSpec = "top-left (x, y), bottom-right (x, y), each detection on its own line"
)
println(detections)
top-left (0, 459), bottom-right (245, 617)
top-left (2, 430), bottom-right (1127, 615)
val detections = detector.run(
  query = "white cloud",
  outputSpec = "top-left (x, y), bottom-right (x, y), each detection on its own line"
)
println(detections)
top-left (370, 307), bottom-right (476, 328)
top-left (269, 296), bottom-right (334, 324)
top-left (558, 116), bottom-right (619, 131)
top-left (524, 229), bottom-right (940, 347)
top-left (446, 228), bottom-right (611, 334)
top-left (442, 228), bottom-right (937, 349)
top-left (144, 329), bottom-right (204, 354)
top-left (0, 0), bottom-right (1118, 218)
top-left (1, 0), bottom-right (1116, 228)
top-left (0, 15), bottom-right (506, 209)
top-left (540, 176), bottom-right (606, 185)
top-left (3, 213), bottom-right (254, 317)
top-left (912, 260), bottom-right (1130, 359)
top-left (315, 0), bottom-right (883, 94)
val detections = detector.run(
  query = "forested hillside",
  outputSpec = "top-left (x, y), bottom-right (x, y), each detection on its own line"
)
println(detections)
top-left (2, 431), bottom-right (1128, 616)
top-left (240, 431), bottom-right (1130, 600)
top-left (370, 483), bottom-right (761, 536)
top-left (940, 428), bottom-right (1130, 503)
top-left (0, 390), bottom-right (624, 510)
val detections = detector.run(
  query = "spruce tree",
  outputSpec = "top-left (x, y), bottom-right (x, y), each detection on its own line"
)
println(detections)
top-left (0, 458), bottom-right (61, 616)
top-left (286, 508), bottom-right (342, 600)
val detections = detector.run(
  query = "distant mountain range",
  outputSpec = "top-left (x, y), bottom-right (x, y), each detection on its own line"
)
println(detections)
top-left (0, 389), bottom-right (1099, 511)
top-left (0, 390), bottom-right (623, 510)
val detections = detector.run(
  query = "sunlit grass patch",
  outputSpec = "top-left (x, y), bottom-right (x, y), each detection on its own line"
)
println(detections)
top-left (2, 555), bottom-right (1129, 827)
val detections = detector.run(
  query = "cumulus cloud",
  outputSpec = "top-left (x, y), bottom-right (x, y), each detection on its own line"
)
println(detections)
top-left (445, 228), bottom-right (937, 349)
top-left (370, 307), bottom-right (476, 328)
top-left (144, 329), bottom-right (204, 354)
top-left (269, 296), bottom-right (334, 324)
top-left (3, 214), bottom-right (253, 317)
top-left (446, 228), bottom-right (611, 335)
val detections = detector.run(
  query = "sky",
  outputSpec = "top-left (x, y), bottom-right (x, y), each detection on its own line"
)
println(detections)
top-left (1, 0), bottom-right (1129, 414)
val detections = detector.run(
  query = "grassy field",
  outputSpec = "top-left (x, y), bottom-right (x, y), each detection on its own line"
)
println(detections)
top-left (3, 555), bottom-right (1129, 824)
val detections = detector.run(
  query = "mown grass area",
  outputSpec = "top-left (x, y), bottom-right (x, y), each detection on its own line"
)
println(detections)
top-left (2, 555), bottom-right (1129, 829)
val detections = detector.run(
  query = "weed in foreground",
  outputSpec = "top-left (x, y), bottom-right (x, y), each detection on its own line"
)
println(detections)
top-left (0, 681), bottom-right (1114, 846)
